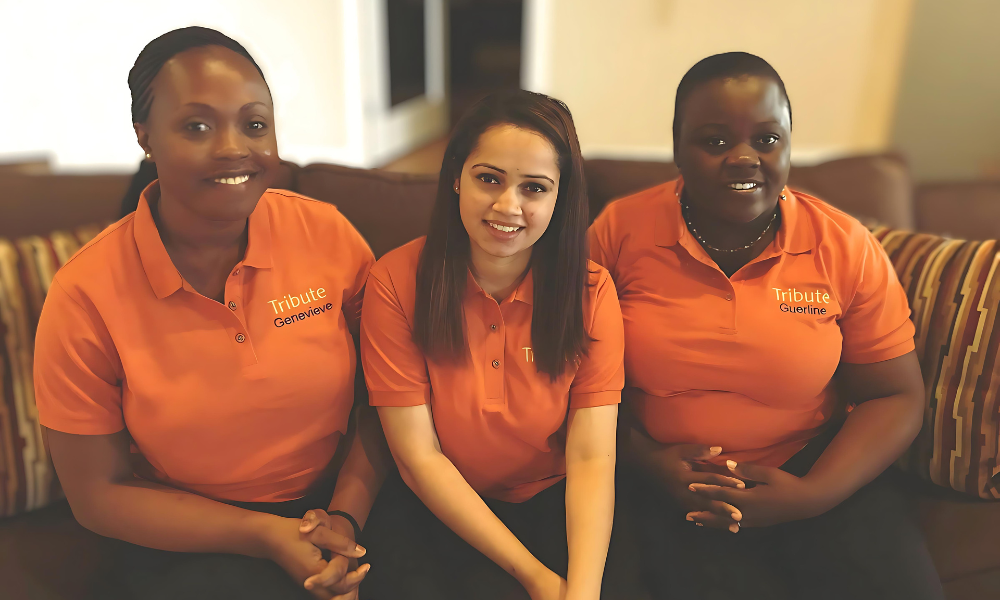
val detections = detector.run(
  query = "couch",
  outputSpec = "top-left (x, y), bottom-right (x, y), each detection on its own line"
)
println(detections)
top-left (1, 154), bottom-right (998, 599)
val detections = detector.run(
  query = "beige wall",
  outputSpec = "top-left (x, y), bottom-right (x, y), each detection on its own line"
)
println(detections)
top-left (0, 0), bottom-right (353, 170)
top-left (891, 0), bottom-right (1000, 182)
top-left (527, 0), bottom-right (913, 162)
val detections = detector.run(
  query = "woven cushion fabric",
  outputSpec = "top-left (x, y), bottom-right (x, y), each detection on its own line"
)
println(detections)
top-left (0, 225), bottom-right (105, 517)
top-left (873, 227), bottom-right (1000, 499)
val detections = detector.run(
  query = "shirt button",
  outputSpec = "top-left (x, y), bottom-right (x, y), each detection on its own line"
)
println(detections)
top-left (490, 324), bottom-right (497, 331)
top-left (228, 301), bottom-right (237, 311)
top-left (236, 333), bottom-right (246, 343)
top-left (492, 359), bottom-right (500, 369)
top-left (725, 293), bottom-right (733, 301)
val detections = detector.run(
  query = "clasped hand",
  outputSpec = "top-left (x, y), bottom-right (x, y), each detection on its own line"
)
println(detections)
top-left (263, 509), bottom-right (370, 599)
top-left (661, 445), bottom-right (823, 532)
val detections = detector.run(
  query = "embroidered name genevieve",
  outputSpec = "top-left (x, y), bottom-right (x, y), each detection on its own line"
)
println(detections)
top-left (274, 302), bottom-right (335, 328)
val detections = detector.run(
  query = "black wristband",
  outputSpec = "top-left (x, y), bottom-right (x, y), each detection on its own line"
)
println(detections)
top-left (328, 510), bottom-right (362, 542)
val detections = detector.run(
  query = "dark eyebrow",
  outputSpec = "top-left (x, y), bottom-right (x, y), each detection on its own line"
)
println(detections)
top-left (181, 101), bottom-right (270, 111)
top-left (472, 163), bottom-right (555, 185)
top-left (472, 162), bottom-right (506, 174)
top-left (523, 174), bottom-right (555, 184)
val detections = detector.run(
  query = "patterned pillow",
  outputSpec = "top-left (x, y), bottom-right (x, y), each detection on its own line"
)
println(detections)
top-left (873, 227), bottom-right (1000, 499)
top-left (0, 225), bottom-right (105, 516)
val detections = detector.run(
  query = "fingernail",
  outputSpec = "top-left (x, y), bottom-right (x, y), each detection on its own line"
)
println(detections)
top-left (695, 522), bottom-right (704, 527)
top-left (731, 512), bottom-right (742, 521)
top-left (685, 514), bottom-right (694, 521)
top-left (304, 581), bottom-right (313, 590)
top-left (363, 563), bottom-right (372, 573)
top-left (737, 481), bottom-right (746, 489)
top-left (727, 460), bottom-right (738, 470)
top-left (730, 524), bottom-right (739, 533)
top-left (356, 544), bottom-right (366, 553)
top-left (689, 484), bottom-right (697, 492)
top-left (710, 446), bottom-right (722, 455)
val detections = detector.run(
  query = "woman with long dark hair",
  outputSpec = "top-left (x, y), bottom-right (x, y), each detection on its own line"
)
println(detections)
top-left (34, 27), bottom-right (386, 600)
top-left (360, 90), bottom-right (625, 599)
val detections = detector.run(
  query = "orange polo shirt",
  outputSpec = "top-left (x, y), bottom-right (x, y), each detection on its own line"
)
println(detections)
top-left (361, 238), bottom-right (624, 502)
top-left (34, 183), bottom-right (374, 502)
top-left (589, 179), bottom-right (915, 467)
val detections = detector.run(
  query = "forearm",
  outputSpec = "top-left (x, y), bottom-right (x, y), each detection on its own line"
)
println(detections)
top-left (804, 392), bottom-right (922, 510)
top-left (328, 405), bottom-right (391, 531)
top-left (72, 477), bottom-right (275, 557)
top-left (398, 451), bottom-right (543, 584)
top-left (564, 457), bottom-right (615, 599)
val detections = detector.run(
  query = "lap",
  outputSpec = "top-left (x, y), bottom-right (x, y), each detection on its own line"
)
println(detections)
top-left (111, 542), bottom-right (312, 600)
top-left (623, 468), bottom-right (943, 600)
top-left (362, 472), bottom-right (644, 600)
top-left (772, 472), bottom-right (944, 600)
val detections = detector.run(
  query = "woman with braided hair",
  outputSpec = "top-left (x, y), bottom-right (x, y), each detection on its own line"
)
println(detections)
top-left (34, 27), bottom-right (386, 600)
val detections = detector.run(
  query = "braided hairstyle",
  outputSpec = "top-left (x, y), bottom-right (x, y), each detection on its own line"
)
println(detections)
top-left (128, 26), bottom-right (266, 125)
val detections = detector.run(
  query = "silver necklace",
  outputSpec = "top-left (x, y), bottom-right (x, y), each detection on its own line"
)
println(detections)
top-left (681, 201), bottom-right (779, 254)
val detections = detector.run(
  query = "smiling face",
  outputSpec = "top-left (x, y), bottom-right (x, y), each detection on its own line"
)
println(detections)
top-left (457, 124), bottom-right (561, 266)
top-left (134, 45), bottom-right (279, 222)
top-left (674, 75), bottom-right (791, 225)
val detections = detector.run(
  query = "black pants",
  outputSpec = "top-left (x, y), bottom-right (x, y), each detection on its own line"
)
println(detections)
top-left (626, 425), bottom-right (946, 600)
top-left (105, 482), bottom-right (337, 600)
top-left (362, 473), bottom-right (648, 600)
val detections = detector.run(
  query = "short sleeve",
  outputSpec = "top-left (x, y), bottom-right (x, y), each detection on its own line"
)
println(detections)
top-left (839, 232), bottom-right (916, 364)
top-left (569, 268), bottom-right (625, 408)
top-left (360, 266), bottom-right (431, 407)
top-left (339, 218), bottom-right (376, 339)
top-left (33, 278), bottom-right (124, 435)
top-left (588, 211), bottom-right (618, 277)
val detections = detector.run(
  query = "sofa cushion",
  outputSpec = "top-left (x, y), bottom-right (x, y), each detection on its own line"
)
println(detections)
top-left (915, 181), bottom-right (1000, 242)
top-left (296, 163), bottom-right (438, 258)
top-left (583, 154), bottom-right (915, 230)
top-left (0, 225), bottom-right (105, 517)
top-left (873, 228), bottom-right (1000, 500)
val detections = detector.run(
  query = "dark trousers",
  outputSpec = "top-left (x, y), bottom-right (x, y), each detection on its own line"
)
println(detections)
top-left (362, 473), bottom-right (648, 600)
top-left (104, 483), bottom-right (336, 600)
top-left (626, 425), bottom-right (946, 600)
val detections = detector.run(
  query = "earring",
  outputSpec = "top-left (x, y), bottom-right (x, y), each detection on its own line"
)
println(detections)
top-left (145, 153), bottom-right (152, 160)
top-left (454, 185), bottom-right (459, 193)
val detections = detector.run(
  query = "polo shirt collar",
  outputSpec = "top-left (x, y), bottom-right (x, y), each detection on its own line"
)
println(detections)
top-left (773, 189), bottom-right (816, 254)
top-left (133, 182), bottom-right (274, 300)
top-left (465, 265), bottom-right (535, 305)
top-left (242, 197), bottom-right (273, 269)
top-left (654, 177), bottom-right (815, 255)
top-left (134, 182), bottom-right (183, 299)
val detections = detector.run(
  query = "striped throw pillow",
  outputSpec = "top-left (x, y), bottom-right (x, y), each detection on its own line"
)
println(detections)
top-left (874, 227), bottom-right (1000, 499)
top-left (0, 225), bottom-right (105, 516)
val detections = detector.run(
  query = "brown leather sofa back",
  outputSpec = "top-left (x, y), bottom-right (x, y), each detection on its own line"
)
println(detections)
top-left (0, 174), bottom-right (129, 238)
top-left (296, 163), bottom-right (438, 258)
top-left (584, 154), bottom-right (916, 230)
top-left (915, 181), bottom-right (1000, 241)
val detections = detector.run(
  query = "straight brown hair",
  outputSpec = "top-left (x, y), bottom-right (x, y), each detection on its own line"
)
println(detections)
top-left (413, 89), bottom-right (590, 378)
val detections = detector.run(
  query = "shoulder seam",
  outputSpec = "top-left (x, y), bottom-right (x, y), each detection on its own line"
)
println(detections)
top-left (266, 188), bottom-right (341, 211)
top-left (57, 215), bottom-right (135, 271)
